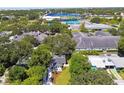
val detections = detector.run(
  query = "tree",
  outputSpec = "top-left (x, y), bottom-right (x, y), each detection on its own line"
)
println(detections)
top-left (28, 13), bottom-right (39, 20)
top-left (11, 30), bottom-right (22, 36)
top-left (0, 39), bottom-right (33, 68)
top-left (69, 52), bottom-right (91, 75)
top-left (22, 35), bottom-right (39, 47)
top-left (22, 76), bottom-right (41, 85)
top-left (15, 39), bottom-right (33, 57)
top-left (118, 16), bottom-right (122, 22)
top-left (10, 17), bottom-right (29, 35)
top-left (43, 34), bottom-right (76, 55)
top-left (26, 66), bottom-right (45, 77)
top-left (107, 28), bottom-right (119, 36)
top-left (0, 36), bottom-right (10, 44)
top-left (22, 66), bottom-right (46, 85)
top-left (28, 44), bottom-right (52, 67)
top-left (69, 52), bottom-right (114, 85)
top-left (0, 64), bottom-right (5, 76)
top-left (27, 22), bottom-right (41, 31)
top-left (0, 44), bottom-right (19, 68)
top-left (9, 66), bottom-right (27, 82)
top-left (118, 37), bottom-right (124, 56)
top-left (0, 40), bottom-right (33, 68)
top-left (80, 23), bottom-right (88, 33)
top-left (70, 70), bottom-right (114, 85)
top-left (119, 20), bottom-right (124, 36)
top-left (49, 20), bottom-right (69, 34)
top-left (40, 24), bottom-right (50, 32)
top-left (91, 17), bottom-right (101, 23)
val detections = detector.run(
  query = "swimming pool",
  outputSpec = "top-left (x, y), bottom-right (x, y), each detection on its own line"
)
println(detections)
top-left (61, 20), bottom-right (80, 25)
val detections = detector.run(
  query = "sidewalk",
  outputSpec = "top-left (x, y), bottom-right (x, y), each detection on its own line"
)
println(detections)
top-left (109, 69), bottom-right (122, 80)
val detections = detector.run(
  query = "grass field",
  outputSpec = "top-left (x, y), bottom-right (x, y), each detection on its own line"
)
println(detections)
top-left (54, 67), bottom-right (70, 85)
top-left (54, 60), bottom-right (71, 85)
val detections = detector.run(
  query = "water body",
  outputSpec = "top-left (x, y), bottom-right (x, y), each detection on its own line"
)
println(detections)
top-left (61, 20), bottom-right (80, 25)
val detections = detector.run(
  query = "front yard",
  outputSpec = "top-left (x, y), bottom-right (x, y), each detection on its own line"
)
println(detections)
top-left (53, 60), bottom-right (71, 85)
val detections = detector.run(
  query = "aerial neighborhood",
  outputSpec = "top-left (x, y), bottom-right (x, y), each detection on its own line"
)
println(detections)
top-left (1, 8), bottom-right (124, 85)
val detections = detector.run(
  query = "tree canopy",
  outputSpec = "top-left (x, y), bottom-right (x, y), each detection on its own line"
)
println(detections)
top-left (28, 44), bottom-right (52, 67)
top-left (49, 20), bottom-right (69, 34)
top-left (0, 64), bottom-right (5, 76)
top-left (8, 66), bottom-right (27, 82)
top-left (118, 37), bottom-right (124, 57)
top-left (90, 17), bottom-right (101, 23)
top-left (80, 23), bottom-right (88, 33)
top-left (43, 33), bottom-right (76, 55)
top-left (119, 20), bottom-right (124, 36)
top-left (69, 52), bottom-right (114, 85)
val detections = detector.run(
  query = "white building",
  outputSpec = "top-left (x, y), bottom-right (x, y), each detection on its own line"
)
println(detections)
top-left (88, 55), bottom-right (124, 69)
top-left (42, 15), bottom-right (60, 21)
top-left (85, 23), bottom-right (113, 30)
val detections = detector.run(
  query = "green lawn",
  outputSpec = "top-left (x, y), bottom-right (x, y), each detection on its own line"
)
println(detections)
top-left (55, 67), bottom-right (70, 85)
top-left (118, 71), bottom-right (124, 79)
top-left (71, 30), bottom-right (80, 32)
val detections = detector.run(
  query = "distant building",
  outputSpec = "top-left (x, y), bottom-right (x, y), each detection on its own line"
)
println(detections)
top-left (68, 21), bottom-right (113, 31)
top-left (85, 23), bottom-right (113, 30)
top-left (69, 24), bottom-right (80, 30)
top-left (91, 14), bottom-right (114, 19)
top-left (42, 15), bottom-right (60, 21)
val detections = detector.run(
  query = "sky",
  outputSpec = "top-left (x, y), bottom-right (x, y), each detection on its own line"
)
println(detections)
top-left (0, 0), bottom-right (124, 8)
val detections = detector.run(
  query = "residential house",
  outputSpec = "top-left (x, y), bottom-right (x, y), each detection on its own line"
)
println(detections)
top-left (72, 32), bottom-right (120, 51)
top-left (50, 55), bottom-right (66, 72)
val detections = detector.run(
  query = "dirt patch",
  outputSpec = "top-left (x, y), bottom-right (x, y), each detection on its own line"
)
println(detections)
top-left (52, 72), bottom-right (61, 84)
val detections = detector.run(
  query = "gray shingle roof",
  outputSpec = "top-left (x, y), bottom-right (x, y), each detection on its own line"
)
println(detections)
top-left (72, 32), bottom-right (120, 50)
top-left (51, 55), bottom-right (66, 67)
top-left (35, 33), bottom-right (47, 42)
top-left (95, 31), bottom-right (111, 36)
top-left (9, 31), bottom-right (47, 42)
